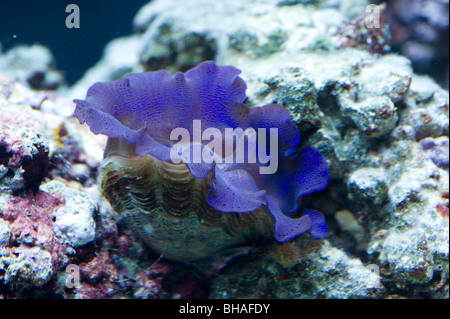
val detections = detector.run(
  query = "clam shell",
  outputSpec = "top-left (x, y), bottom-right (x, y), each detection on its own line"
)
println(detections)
top-left (99, 153), bottom-right (274, 262)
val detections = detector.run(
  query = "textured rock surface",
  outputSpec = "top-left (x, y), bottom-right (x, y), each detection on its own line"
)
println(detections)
top-left (0, 75), bottom-right (105, 295)
top-left (0, 125), bottom-right (49, 195)
top-left (210, 240), bottom-right (383, 299)
top-left (78, 0), bottom-right (445, 299)
top-left (0, 191), bottom-right (66, 286)
top-left (1, 0), bottom-right (449, 299)
top-left (0, 44), bottom-right (65, 90)
top-left (40, 180), bottom-right (96, 247)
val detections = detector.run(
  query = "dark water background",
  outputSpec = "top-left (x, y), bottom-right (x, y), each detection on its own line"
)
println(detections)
top-left (0, 0), bottom-right (148, 85)
top-left (1, 0), bottom-right (449, 88)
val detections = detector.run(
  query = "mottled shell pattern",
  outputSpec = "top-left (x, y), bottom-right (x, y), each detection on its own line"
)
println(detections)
top-left (100, 150), bottom-right (273, 261)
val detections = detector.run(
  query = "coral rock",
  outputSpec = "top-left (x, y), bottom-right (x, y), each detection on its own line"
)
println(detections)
top-left (40, 180), bottom-right (96, 247)
top-left (419, 136), bottom-right (449, 168)
top-left (0, 44), bottom-right (65, 90)
top-left (0, 126), bottom-right (49, 195)
top-left (4, 246), bottom-right (53, 286)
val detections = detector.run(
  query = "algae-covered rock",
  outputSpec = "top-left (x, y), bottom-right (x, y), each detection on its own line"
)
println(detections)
top-left (0, 75), bottom-right (103, 295)
top-left (1, 0), bottom-right (448, 299)
top-left (3, 246), bottom-right (53, 286)
top-left (210, 240), bottom-right (383, 299)
top-left (0, 219), bottom-right (11, 247)
top-left (111, 0), bottom-right (447, 299)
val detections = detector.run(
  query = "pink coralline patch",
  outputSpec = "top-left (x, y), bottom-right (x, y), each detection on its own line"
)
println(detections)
top-left (0, 73), bottom-right (10, 81)
top-left (134, 261), bottom-right (172, 299)
top-left (0, 109), bottom-right (43, 131)
top-left (0, 190), bottom-right (67, 268)
top-left (74, 282), bottom-right (116, 299)
top-left (335, 3), bottom-right (390, 54)
top-left (0, 130), bottom-right (24, 168)
top-left (437, 203), bottom-right (449, 219)
top-left (116, 234), bottom-right (132, 256)
top-left (74, 246), bottom-right (120, 299)
top-left (438, 190), bottom-right (449, 219)
top-left (79, 246), bottom-right (119, 283)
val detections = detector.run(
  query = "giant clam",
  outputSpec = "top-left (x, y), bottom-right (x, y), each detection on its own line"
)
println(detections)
top-left (74, 61), bottom-right (329, 262)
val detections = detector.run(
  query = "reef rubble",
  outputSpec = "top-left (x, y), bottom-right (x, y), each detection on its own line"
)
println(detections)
top-left (0, 0), bottom-right (448, 299)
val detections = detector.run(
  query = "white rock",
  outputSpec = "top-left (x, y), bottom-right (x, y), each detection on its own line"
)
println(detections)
top-left (40, 180), bottom-right (96, 247)
top-left (0, 218), bottom-right (11, 247)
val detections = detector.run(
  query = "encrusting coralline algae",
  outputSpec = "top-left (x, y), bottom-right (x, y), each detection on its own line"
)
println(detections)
top-left (0, 0), bottom-right (448, 298)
